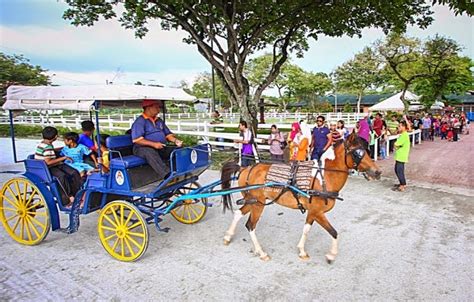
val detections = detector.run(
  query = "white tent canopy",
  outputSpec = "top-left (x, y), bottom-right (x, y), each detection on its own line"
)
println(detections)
top-left (3, 85), bottom-right (196, 111)
top-left (369, 91), bottom-right (421, 112)
top-left (430, 100), bottom-right (445, 110)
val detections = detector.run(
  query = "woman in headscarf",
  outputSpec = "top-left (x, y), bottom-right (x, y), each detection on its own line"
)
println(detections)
top-left (290, 122), bottom-right (309, 161)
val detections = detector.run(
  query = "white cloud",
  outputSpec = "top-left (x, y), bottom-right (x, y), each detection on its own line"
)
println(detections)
top-left (0, 20), bottom-right (200, 60)
top-left (47, 69), bottom-right (203, 87)
top-left (1, 3), bottom-right (471, 79)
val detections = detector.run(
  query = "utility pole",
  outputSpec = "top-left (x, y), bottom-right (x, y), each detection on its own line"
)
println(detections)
top-left (211, 34), bottom-right (216, 112)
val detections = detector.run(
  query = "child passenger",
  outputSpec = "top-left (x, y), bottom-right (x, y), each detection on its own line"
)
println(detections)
top-left (78, 121), bottom-right (97, 152)
top-left (35, 126), bottom-right (82, 206)
top-left (61, 132), bottom-right (98, 177)
top-left (97, 134), bottom-right (110, 173)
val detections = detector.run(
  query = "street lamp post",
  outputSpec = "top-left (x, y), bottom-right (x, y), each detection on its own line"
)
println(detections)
top-left (327, 93), bottom-right (337, 113)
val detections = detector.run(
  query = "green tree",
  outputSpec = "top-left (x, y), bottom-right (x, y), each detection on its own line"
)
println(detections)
top-left (333, 47), bottom-right (382, 114)
top-left (0, 53), bottom-right (50, 99)
top-left (63, 0), bottom-right (471, 129)
top-left (377, 33), bottom-right (466, 112)
top-left (288, 70), bottom-right (333, 111)
top-left (190, 72), bottom-right (230, 108)
top-left (415, 57), bottom-right (473, 106)
top-left (413, 36), bottom-right (472, 106)
top-left (245, 53), bottom-right (295, 111)
top-left (343, 102), bottom-right (353, 113)
top-left (377, 34), bottom-right (426, 112)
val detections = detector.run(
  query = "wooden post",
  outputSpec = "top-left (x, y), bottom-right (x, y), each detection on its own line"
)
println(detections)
top-left (373, 139), bottom-right (378, 161)
top-left (386, 137), bottom-right (391, 157)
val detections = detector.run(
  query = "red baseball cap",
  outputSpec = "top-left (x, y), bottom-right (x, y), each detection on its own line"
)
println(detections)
top-left (142, 99), bottom-right (160, 108)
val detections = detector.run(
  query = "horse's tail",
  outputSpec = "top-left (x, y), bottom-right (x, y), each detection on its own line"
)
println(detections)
top-left (220, 160), bottom-right (241, 213)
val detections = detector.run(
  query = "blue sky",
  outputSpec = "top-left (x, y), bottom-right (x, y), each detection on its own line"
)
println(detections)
top-left (0, 0), bottom-right (472, 90)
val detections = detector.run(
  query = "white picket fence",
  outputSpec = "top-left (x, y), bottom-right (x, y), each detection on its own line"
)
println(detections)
top-left (0, 113), bottom-right (420, 162)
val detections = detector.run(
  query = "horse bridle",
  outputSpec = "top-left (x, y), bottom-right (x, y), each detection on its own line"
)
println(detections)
top-left (343, 139), bottom-right (367, 170)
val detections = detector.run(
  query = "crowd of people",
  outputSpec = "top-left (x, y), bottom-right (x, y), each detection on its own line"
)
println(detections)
top-left (236, 110), bottom-right (470, 192)
top-left (367, 111), bottom-right (470, 159)
top-left (32, 105), bottom-right (471, 204)
top-left (236, 116), bottom-right (351, 166)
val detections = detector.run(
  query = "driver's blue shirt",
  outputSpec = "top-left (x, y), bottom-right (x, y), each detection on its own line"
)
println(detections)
top-left (131, 114), bottom-right (172, 144)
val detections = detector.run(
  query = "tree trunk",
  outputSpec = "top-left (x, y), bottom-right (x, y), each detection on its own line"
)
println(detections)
top-left (240, 98), bottom-right (258, 134)
top-left (400, 84), bottom-right (409, 114)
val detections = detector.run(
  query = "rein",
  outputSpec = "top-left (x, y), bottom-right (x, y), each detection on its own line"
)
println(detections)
top-left (227, 137), bottom-right (367, 211)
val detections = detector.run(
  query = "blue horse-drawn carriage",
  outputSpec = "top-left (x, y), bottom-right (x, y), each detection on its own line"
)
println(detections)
top-left (0, 85), bottom-right (211, 261)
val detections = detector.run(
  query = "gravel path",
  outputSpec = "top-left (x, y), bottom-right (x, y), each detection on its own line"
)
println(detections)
top-left (0, 138), bottom-right (472, 301)
top-left (0, 168), bottom-right (472, 301)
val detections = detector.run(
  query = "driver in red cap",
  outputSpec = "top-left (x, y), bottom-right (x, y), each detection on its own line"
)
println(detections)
top-left (131, 99), bottom-right (183, 180)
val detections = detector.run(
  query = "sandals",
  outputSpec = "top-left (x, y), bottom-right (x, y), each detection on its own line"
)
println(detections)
top-left (391, 186), bottom-right (406, 192)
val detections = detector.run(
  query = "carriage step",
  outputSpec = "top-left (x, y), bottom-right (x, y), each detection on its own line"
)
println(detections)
top-left (236, 198), bottom-right (257, 205)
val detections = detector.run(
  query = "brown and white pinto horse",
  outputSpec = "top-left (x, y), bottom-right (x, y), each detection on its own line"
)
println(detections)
top-left (220, 132), bottom-right (381, 262)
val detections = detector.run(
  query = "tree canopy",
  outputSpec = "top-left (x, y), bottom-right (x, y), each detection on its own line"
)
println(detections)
top-left (333, 47), bottom-right (383, 113)
top-left (0, 53), bottom-right (50, 99)
top-left (63, 0), bottom-right (472, 128)
top-left (377, 33), bottom-right (471, 110)
top-left (187, 71), bottom-right (230, 108)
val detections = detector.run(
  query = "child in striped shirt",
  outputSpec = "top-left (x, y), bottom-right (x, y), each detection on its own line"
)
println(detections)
top-left (35, 126), bottom-right (82, 207)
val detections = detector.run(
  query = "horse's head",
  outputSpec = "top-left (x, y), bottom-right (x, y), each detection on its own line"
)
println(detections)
top-left (344, 131), bottom-right (381, 180)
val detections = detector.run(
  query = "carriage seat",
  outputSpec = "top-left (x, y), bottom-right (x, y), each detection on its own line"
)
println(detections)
top-left (106, 135), bottom-right (147, 168)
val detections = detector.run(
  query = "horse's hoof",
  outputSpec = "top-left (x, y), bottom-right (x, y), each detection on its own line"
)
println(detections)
top-left (260, 254), bottom-right (271, 261)
top-left (223, 239), bottom-right (231, 246)
top-left (325, 253), bottom-right (336, 264)
top-left (299, 254), bottom-right (310, 261)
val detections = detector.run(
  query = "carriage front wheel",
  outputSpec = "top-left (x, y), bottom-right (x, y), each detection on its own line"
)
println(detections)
top-left (169, 181), bottom-right (208, 224)
top-left (97, 200), bottom-right (149, 262)
top-left (0, 177), bottom-right (51, 245)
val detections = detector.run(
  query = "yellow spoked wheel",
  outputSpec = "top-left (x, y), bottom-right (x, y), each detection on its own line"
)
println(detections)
top-left (0, 177), bottom-right (50, 245)
top-left (169, 181), bottom-right (208, 224)
top-left (98, 201), bottom-right (149, 262)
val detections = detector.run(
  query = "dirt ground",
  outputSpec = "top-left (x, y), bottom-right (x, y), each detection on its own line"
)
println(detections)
top-left (0, 138), bottom-right (473, 301)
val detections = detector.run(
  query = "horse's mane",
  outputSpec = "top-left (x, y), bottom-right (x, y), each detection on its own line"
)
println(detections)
top-left (333, 140), bottom-right (344, 148)
top-left (344, 133), bottom-right (365, 149)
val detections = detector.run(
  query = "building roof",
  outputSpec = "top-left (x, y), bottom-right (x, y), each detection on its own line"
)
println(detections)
top-left (287, 93), bottom-right (474, 108)
top-left (444, 94), bottom-right (474, 104)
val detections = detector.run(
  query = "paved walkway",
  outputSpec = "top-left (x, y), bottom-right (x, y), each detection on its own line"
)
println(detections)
top-left (375, 131), bottom-right (473, 189)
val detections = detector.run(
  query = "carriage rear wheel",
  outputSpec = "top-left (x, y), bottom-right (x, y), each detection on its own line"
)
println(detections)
top-left (169, 181), bottom-right (208, 224)
top-left (0, 177), bottom-right (50, 245)
top-left (98, 201), bottom-right (149, 262)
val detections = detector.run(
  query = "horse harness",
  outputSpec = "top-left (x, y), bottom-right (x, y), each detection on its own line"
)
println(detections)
top-left (240, 139), bottom-right (367, 214)
top-left (264, 161), bottom-right (343, 213)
